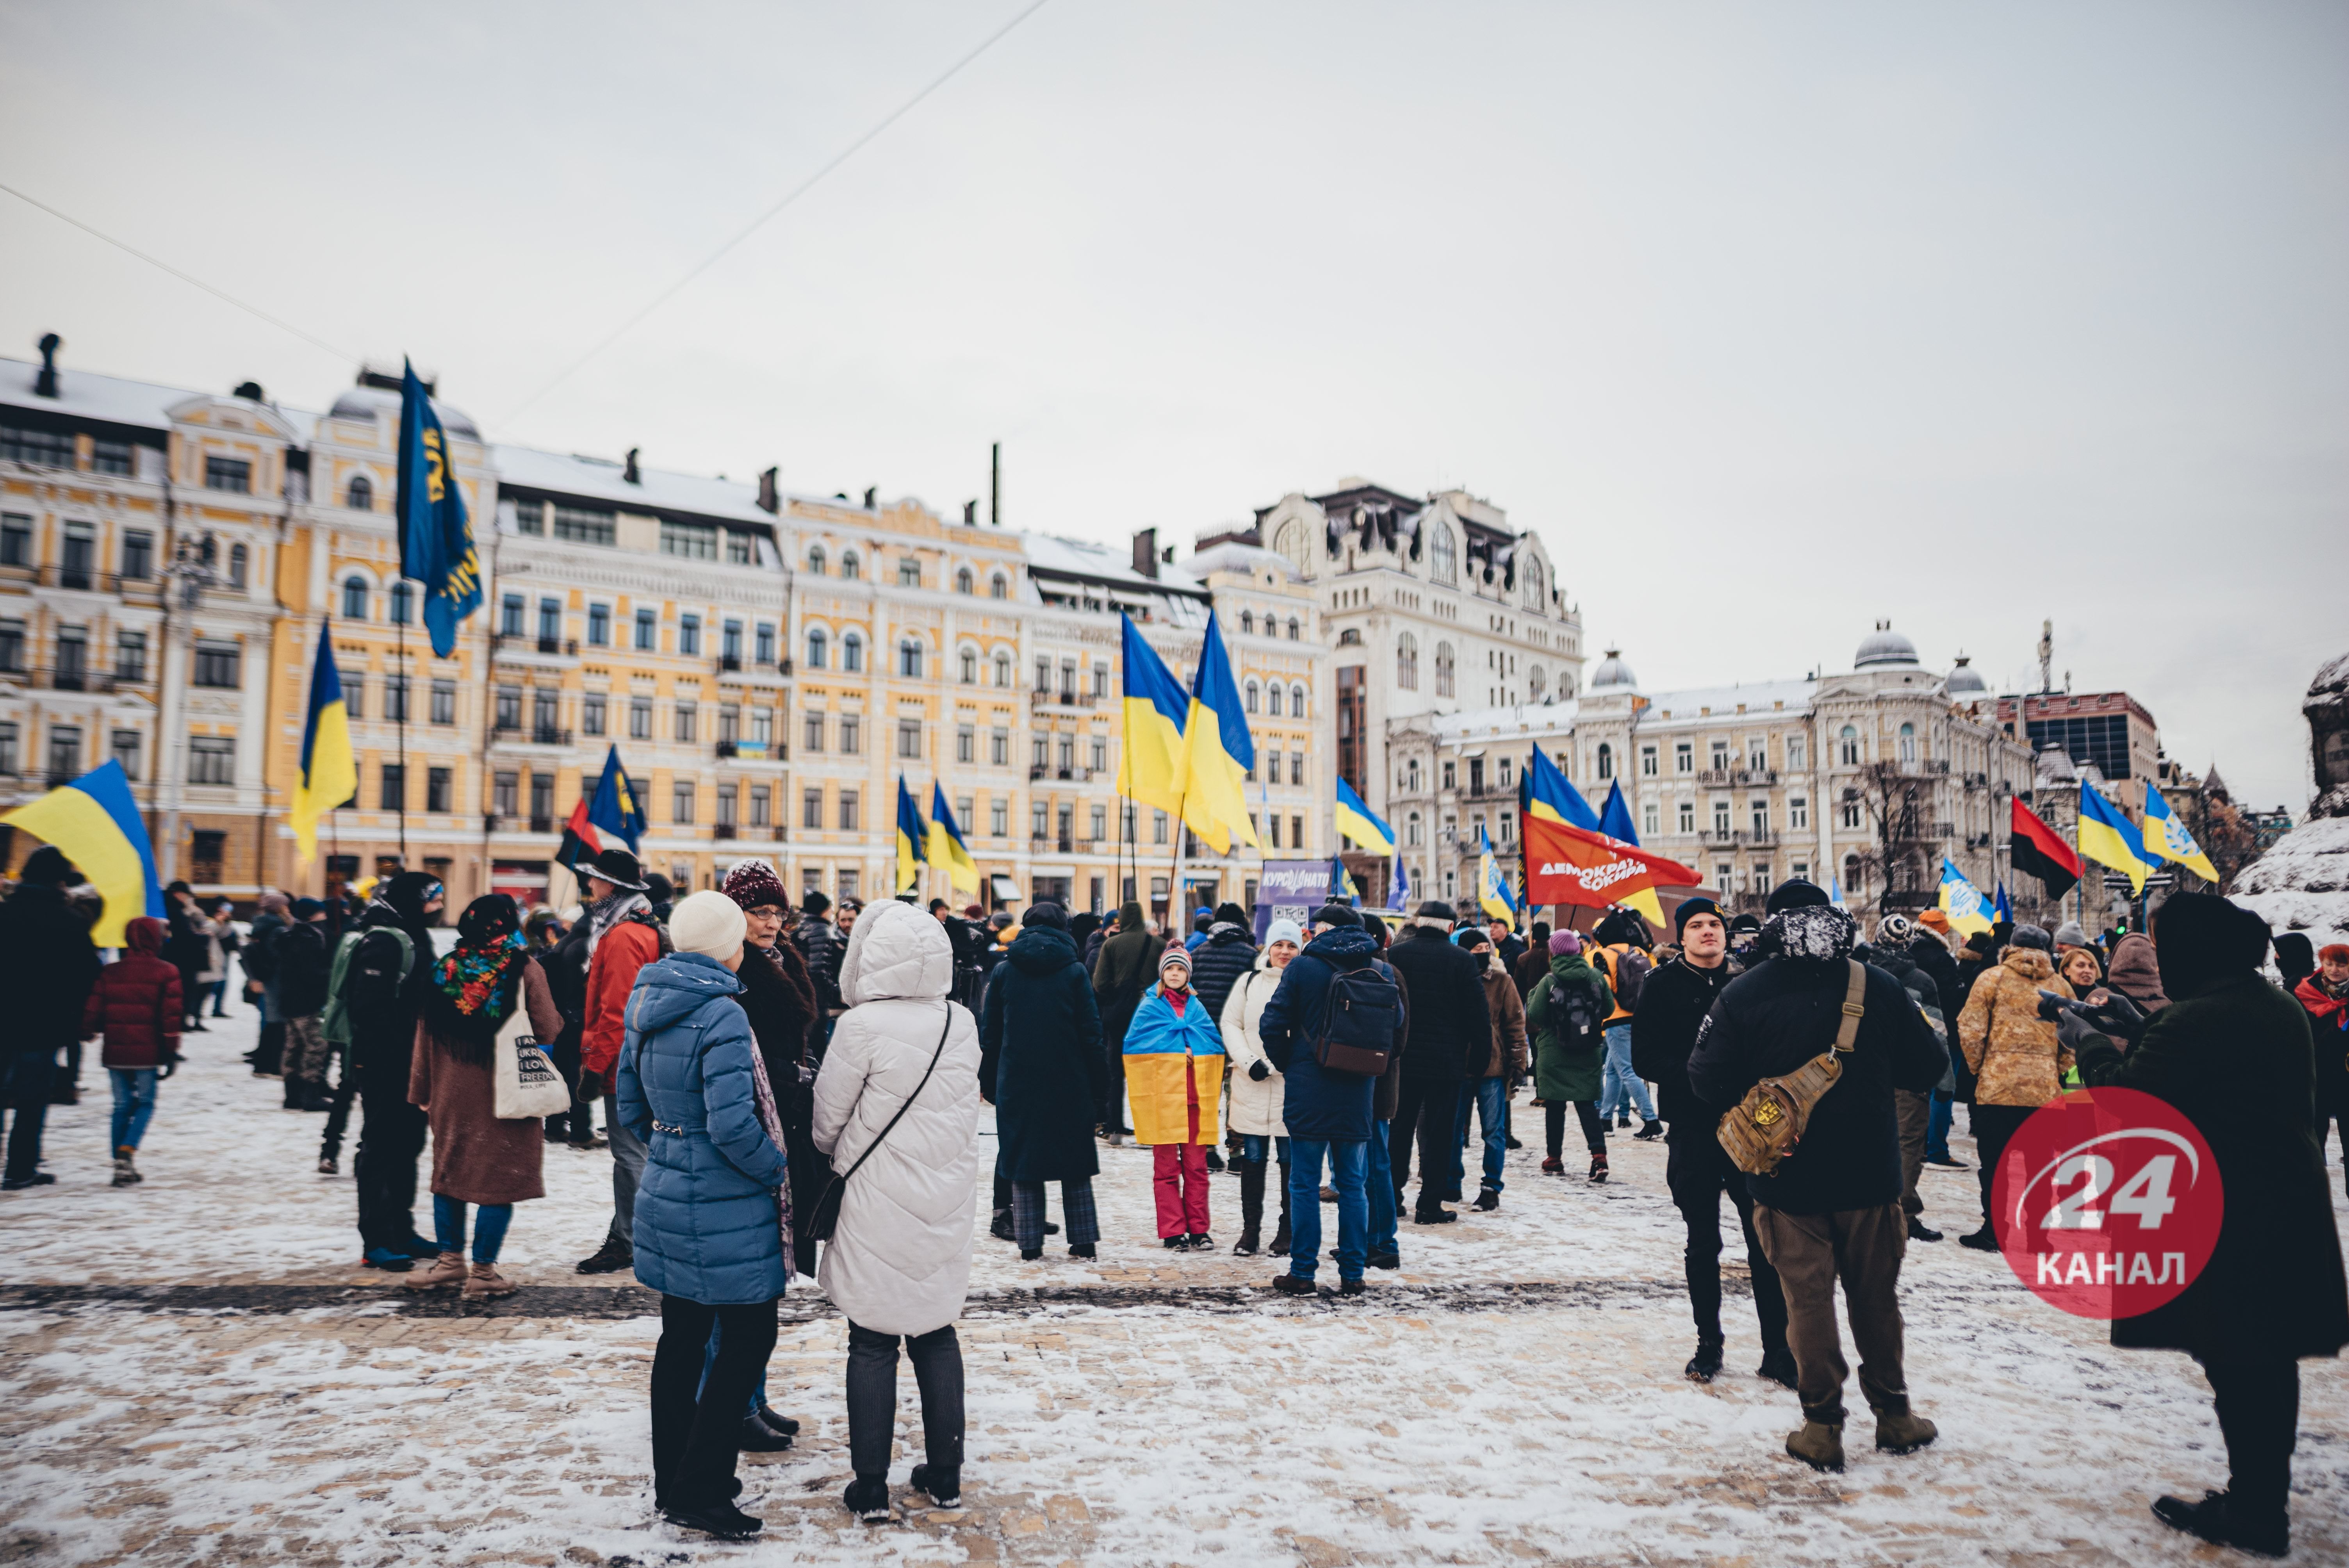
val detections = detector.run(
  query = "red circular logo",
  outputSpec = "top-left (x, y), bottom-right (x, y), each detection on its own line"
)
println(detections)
top-left (1988, 1087), bottom-right (2223, 1319)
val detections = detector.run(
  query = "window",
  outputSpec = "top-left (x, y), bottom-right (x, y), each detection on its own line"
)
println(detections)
top-left (991, 799), bottom-right (1008, 837)
top-left (495, 686), bottom-right (522, 730)
top-left (756, 623), bottom-right (776, 664)
top-left (491, 591), bottom-right (519, 636)
top-left (990, 572), bottom-right (1009, 600)
top-left (807, 545), bottom-right (827, 574)
top-left (1032, 735), bottom-right (1049, 770)
top-left (749, 785), bottom-right (770, 828)
top-left (188, 736), bottom-right (234, 786)
top-left (635, 609), bottom-right (658, 651)
top-left (839, 716), bottom-right (860, 754)
top-left (433, 681), bottom-right (458, 726)
top-left (385, 674), bottom-right (410, 723)
top-left (1268, 683), bottom-right (1285, 717)
top-left (511, 497), bottom-right (543, 534)
top-left (838, 789), bottom-right (859, 831)
top-left (957, 724), bottom-right (975, 764)
top-left (993, 652), bottom-right (1011, 688)
top-left (1751, 798), bottom-right (1770, 834)
top-left (390, 581), bottom-right (415, 625)
top-left (1430, 524), bottom-right (1456, 583)
top-left (380, 762), bottom-right (405, 809)
top-left (722, 620), bottom-right (743, 663)
top-left (897, 558), bottom-right (921, 588)
top-left (0, 514), bottom-right (26, 568)
top-left (0, 720), bottom-right (15, 774)
top-left (1898, 722), bottom-right (1917, 763)
top-left (1035, 656), bottom-right (1052, 693)
top-left (1032, 801), bottom-right (1049, 839)
top-left (1397, 631), bottom-right (1419, 690)
top-left (1289, 684), bottom-right (1307, 719)
top-left (1749, 738), bottom-right (1769, 772)
top-left (1675, 741), bottom-right (1694, 774)
top-left (537, 597), bottom-right (561, 645)
top-left (679, 615), bottom-right (701, 656)
top-left (344, 674), bottom-right (365, 719)
top-left (751, 708), bottom-right (771, 747)
top-left (225, 543), bottom-right (248, 589)
top-left (115, 631), bottom-right (146, 682)
top-left (1640, 744), bottom-right (1658, 778)
top-left (1714, 800), bottom-right (1732, 834)
top-left (1153, 809), bottom-right (1169, 846)
top-left (803, 787), bottom-right (824, 829)
top-left (346, 475), bottom-right (373, 511)
top-left (120, 530), bottom-right (152, 581)
top-left (1093, 662), bottom-right (1110, 698)
top-left (1245, 679), bottom-right (1261, 715)
top-left (1789, 796), bottom-right (1809, 830)
top-left (553, 505), bottom-right (615, 545)
top-left (803, 712), bottom-right (825, 752)
top-left (192, 640), bottom-right (240, 688)
top-left (1712, 741), bottom-right (1732, 773)
top-left (1597, 743), bottom-right (1613, 779)
top-left (529, 688), bottom-right (555, 736)
top-left (1240, 609), bottom-right (1254, 635)
top-left (898, 720), bottom-right (921, 760)
top-left (1839, 725), bottom-right (1860, 766)
top-left (530, 774), bottom-right (554, 823)
top-left (727, 532), bottom-right (753, 566)
top-left (1090, 803), bottom-right (1108, 841)
top-left (0, 428), bottom-right (71, 468)
top-left (955, 566), bottom-right (974, 594)
top-left (841, 632), bottom-right (863, 673)
top-left (1407, 811), bottom-right (1422, 847)
top-left (1791, 861), bottom-right (1809, 883)
top-left (1286, 617), bottom-right (1300, 640)
top-left (959, 647), bottom-right (978, 684)
top-left (1434, 642), bottom-right (1454, 697)
top-left (1338, 629), bottom-right (1362, 645)
top-left (990, 728), bottom-right (1008, 766)
top-left (341, 577), bottom-right (371, 621)
top-left (661, 520), bottom-right (717, 559)
top-left (715, 784), bottom-right (737, 830)
top-left (840, 549), bottom-right (861, 580)
top-left (1842, 799), bottom-right (1862, 830)
top-left (1788, 735), bottom-right (1807, 770)
top-left (111, 729), bottom-right (141, 778)
top-left (1844, 854), bottom-right (1865, 893)
top-left (1267, 813), bottom-right (1279, 848)
top-left (672, 781), bottom-right (695, 825)
top-left (1091, 736), bottom-right (1108, 773)
top-left (1678, 800), bottom-right (1696, 834)
top-left (674, 701), bottom-right (697, 743)
top-left (426, 768), bottom-right (451, 814)
top-left (1642, 801), bottom-right (1659, 837)
top-left (91, 439), bottom-right (132, 476)
top-left (1442, 760), bottom-right (1456, 790)
top-left (203, 456), bottom-right (250, 493)
top-left (898, 637), bottom-right (924, 678)
top-left (717, 703), bottom-right (740, 743)
top-left (587, 604), bottom-right (610, 645)
top-left (629, 697), bottom-right (651, 740)
top-left (805, 627), bottom-right (829, 669)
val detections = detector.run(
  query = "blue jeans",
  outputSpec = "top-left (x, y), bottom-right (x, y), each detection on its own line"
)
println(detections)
top-left (1239, 1134), bottom-right (1290, 1164)
top-left (431, 1194), bottom-right (513, 1263)
top-left (109, 1068), bottom-right (158, 1151)
top-left (1287, 1138), bottom-right (1369, 1282)
top-left (1927, 1091), bottom-right (1955, 1162)
top-left (1598, 1023), bottom-right (1654, 1122)
top-left (1452, 1076), bottom-right (1508, 1193)
top-left (1366, 1119), bottom-right (1397, 1257)
top-left (700, 1320), bottom-right (772, 1416)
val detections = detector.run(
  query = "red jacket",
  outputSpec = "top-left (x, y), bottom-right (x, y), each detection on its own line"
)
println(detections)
top-left (82, 916), bottom-right (183, 1069)
top-left (581, 916), bottom-right (663, 1080)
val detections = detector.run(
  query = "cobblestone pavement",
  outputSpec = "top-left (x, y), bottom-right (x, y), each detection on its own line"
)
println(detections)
top-left (3, 1012), bottom-right (2344, 1564)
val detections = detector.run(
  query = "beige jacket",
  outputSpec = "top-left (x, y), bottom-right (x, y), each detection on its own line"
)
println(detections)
top-left (1958, 947), bottom-right (2075, 1107)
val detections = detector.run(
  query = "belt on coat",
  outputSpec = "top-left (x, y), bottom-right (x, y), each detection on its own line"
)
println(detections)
top-left (651, 1119), bottom-right (686, 1135)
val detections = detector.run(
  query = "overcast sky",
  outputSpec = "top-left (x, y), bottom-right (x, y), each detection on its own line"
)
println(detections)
top-left (5, 1), bottom-right (2343, 809)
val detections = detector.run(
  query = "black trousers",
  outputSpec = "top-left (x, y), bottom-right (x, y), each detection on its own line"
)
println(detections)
top-left (1545, 1099), bottom-right (1606, 1158)
top-left (2316, 1109), bottom-right (2349, 1200)
top-left (2198, 1353), bottom-right (2299, 1525)
top-left (1970, 1103), bottom-right (2036, 1226)
top-left (3, 1047), bottom-right (55, 1181)
top-left (254, 1018), bottom-right (286, 1076)
top-left (1666, 1130), bottom-right (1791, 1356)
top-left (652, 1295), bottom-right (779, 1509)
top-left (354, 1079), bottom-right (427, 1251)
top-left (1390, 1077), bottom-right (1460, 1210)
top-left (847, 1321), bottom-right (964, 1477)
top-left (544, 1033), bottom-right (588, 1141)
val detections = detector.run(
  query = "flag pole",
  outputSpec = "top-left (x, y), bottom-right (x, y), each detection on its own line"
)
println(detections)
top-left (396, 596), bottom-right (408, 860)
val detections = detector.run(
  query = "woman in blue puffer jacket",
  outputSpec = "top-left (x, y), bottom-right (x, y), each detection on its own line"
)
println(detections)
top-left (618, 891), bottom-right (791, 1542)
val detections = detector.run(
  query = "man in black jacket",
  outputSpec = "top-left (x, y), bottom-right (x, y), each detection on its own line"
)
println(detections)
top-left (273, 900), bottom-right (336, 1111)
top-left (791, 890), bottom-right (848, 1037)
top-left (1381, 901), bottom-right (1491, 1223)
top-left (0, 847), bottom-right (102, 1188)
top-left (1688, 880), bottom-right (1948, 1473)
top-left (345, 871), bottom-right (444, 1270)
top-left (1631, 896), bottom-right (1791, 1386)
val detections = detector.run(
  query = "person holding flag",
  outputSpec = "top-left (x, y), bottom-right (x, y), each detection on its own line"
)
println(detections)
top-left (2141, 782), bottom-right (2222, 886)
top-left (289, 621), bottom-right (357, 865)
top-left (895, 778), bottom-right (929, 895)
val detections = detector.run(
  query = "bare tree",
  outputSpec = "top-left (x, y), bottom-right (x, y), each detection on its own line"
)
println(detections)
top-left (1843, 763), bottom-right (1937, 922)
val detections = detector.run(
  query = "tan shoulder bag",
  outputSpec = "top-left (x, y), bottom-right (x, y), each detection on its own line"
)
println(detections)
top-left (1716, 959), bottom-right (1866, 1177)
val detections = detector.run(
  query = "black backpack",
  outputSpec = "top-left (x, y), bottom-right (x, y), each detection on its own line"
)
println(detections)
top-left (1313, 959), bottom-right (1404, 1077)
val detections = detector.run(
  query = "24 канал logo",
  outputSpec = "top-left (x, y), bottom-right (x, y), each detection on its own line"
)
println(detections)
top-left (1989, 1088), bottom-right (2223, 1319)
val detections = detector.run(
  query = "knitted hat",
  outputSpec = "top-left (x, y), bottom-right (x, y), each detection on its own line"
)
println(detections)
top-left (800, 889), bottom-right (832, 916)
top-left (1765, 878), bottom-right (1830, 914)
top-left (1877, 913), bottom-right (1914, 945)
top-left (1312, 903), bottom-right (1362, 929)
top-left (720, 860), bottom-right (790, 913)
top-left (2053, 920), bottom-right (2089, 949)
top-left (291, 897), bottom-right (325, 920)
top-left (1265, 918), bottom-right (1304, 947)
top-left (670, 890), bottom-right (747, 959)
top-left (2010, 923), bottom-right (2053, 952)
top-left (20, 845), bottom-right (77, 886)
top-left (1024, 901), bottom-right (1069, 930)
top-left (1158, 946), bottom-right (1193, 980)
top-left (1456, 928), bottom-right (1493, 952)
top-left (1673, 896), bottom-right (1723, 935)
top-left (1917, 908), bottom-right (1952, 933)
top-left (1549, 929), bottom-right (1583, 957)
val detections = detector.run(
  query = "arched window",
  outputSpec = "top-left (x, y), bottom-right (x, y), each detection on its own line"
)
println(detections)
top-left (955, 566), bottom-right (973, 595)
top-left (1286, 617), bottom-right (1300, 640)
top-left (1407, 811), bottom-right (1423, 846)
top-left (990, 572), bottom-right (1009, 599)
top-left (389, 581), bottom-right (414, 625)
top-left (806, 627), bottom-right (829, 669)
top-left (807, 545), bottom-right (827, 574)
top-left (1396, 631), bottom-right (1419, 690)
top-left (1525, 557), bottom-right (1544, 607)
top-left (1244, 679), bottom-right (1260, 714)
top-left (994, 651), bottom-right (1012, 687)
top-left (345, 475), bottom-right (372, 511)
top-left (1338, 628), bottom-right (1362, 645)
top-left (959, 646), bottom-right (978, 683)
top-left (1240, 609), bottom-right (1254, 635)
top-left (1597, 742), bottom-right (1614, 780)
top-left (1898, 722), bottom-right (1917, 763)
top-left (1844, 853), bottom-right (1866, 894)
top-left (1430, 524), bottom-right (1457, 584)
top-left (1528, 665), bottom-right (1547, 700)
top-left (340, 575), bottom-right (369, 620)
top-left (1434, 642), bottom-right (1455, 698)
top-left (228, 543), bottom-right (248, 588)
top-left (1839, 724), bottom-right (1861, 766)
top-left (898, 636), bottom-right (924, 678)
top-left (841, 549), bottom-right (861, 581)
top-left (1290, 683), bottom-right (1307, 718)
top-left (1273, 518), bottom-right (1308, 572)
top-left (841, 631), bottom-right (864, 672)
top-left (1268, 683), bottom-right (1285, 717)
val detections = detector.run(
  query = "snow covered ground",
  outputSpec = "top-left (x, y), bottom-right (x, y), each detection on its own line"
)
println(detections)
top-left (3, 1006), bottom-right (2345, 1565)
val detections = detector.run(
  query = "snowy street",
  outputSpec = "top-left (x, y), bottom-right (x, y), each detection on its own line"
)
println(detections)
top-left (3, 1007), bottom-right (2344, 1566)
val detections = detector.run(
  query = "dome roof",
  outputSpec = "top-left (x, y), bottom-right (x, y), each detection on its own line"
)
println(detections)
top-left (1588, 648), bottom-right (1637, 691)
top-left (1854, 620), bottom-right (1920, 668)
top-left (1945, 654), bottom-right (1988, 696)
top-left (326, 383), bottom-right (480, 441)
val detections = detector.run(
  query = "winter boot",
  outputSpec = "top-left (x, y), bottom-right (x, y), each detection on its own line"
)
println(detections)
top-left (1757, 1348), bottom-right (1799, 1388)
top-left (1907, 1217), bottom-right (1943, 1242)
top-left (575, 1237), bottom-right (633, 1274)
top-left (909, 1463), bottom-right (961, 1507)
top-left (737, 1413), bottom-right (793, 1452)
top-left (1540, 1155), bottom-right (1564, 1174)
top-left (1870, 1395), bottom-right (1937, 1455)
top-left (666, 1499), bottom-right (765, 1539)
top-left (463, 1262), bottom-right (518, 1299)
top-left (1684, 1338), bottom-right (1725, 1383)
top-left (1019, 1247), bottom-right (1043, 1261)
top-left (1588, 1153), bottom-right (1609, 1183)
top-left (1473, 1188), bottom-right (1499, 1211)
top-left (843, 1475), bottom-right (892, 1522)
top-left (1269, 1161), bottom-right (1294, 1256)
top-left (112, 1147), bottom-right (143, 1186)
top-left (1270, 1273), bottom-right (1317, 1296)
top-left (1233, 1158), bottom-right (1265, 1255)
top-left (1069, 1242), bottom-right (1096, 1259)
top-left (404, 1251), bottom-right (467, 1290)
top-left (1204, 1147), bottom-right (1225, 1173)
top-left (1786, 1419), bottom-right (1845, 1472)
top-left (1634, 1119), bottom-right (1664, 1141)
top-left (2152, 1490), bottom-right (2288, 1558)
top-left (1957, 1225), bottom-right (1999, 1251)
top-left (989, 1210), bottom-right (1016, 1242)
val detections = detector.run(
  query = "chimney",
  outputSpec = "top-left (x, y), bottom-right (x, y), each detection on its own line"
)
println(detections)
top-left (34, 333), bottom-right (60, 398)
top-left (756, 466), bottom-right (778, 515)
top-left (624, 447), bottom-right (641, 485)
top-left (962, 499), bottom-right (977, 527)
top-left (863, 486), bottom-right (877, 510)
top-left (1132, 527), bottom-right (1158, 579)
top-left (233, 381), bottom-right (265, 403)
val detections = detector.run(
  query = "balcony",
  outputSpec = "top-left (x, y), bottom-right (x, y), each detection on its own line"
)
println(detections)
top-left (29, 666), bottom-right (121, 694)
top-left (1696, 827), bottom-right (1779, 848)
top-left (1695, 768), bottom-right (1734, 786)
top-left (529, 814), bottom-right (554, 834)
top-left (1734, 768), bottom-right (1779, 786)
top-left (1966, 832), bottom-right (1994, 849)
top-left (1029, 833), bottom-right (1076, 854)
top-left (713, 823), bottom-right (736, 842)
top-left (46, 769), bottom-right (80, 789)
top-left (531, 726), bottom-right (571, 747)
top-left (717, 654), bottom-right (742, 674)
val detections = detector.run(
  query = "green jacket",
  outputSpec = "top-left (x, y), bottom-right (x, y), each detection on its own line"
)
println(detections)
top-left (1526, 952), bottom-right (1613, 1103)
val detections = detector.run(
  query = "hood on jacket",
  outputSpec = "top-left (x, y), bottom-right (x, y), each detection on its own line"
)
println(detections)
top-left (123, 916), bottom-right (166, 955)
top-left (1303, 927), bottom-right (1379, 964)
top-left (1204, 922), bottom-right (1251, 946)
top-left (1758, 904), bottom-right (1857, 964)
top-left (1998, 946), bottom-right (2056, 983)
top-left (840, 897), bottom-right (953, 1004)
top-left (1006, 925), bottom-right (1079, 974)
top-left (1117, 900), bottom-right (1148, 932)
top-left (2105, 932), bottom-right (2168, 1010)
top-left (1547, 948), bottom-right (1595, 980)
top-left (627, 951), bottom-right (745, 1032)
top-left (2150, 892), bottom-right (2269, 999)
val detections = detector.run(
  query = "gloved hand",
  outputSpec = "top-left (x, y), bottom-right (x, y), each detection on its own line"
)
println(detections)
top-left (1248, 1060), bottom-right (1270, 1082)
top-left (2079, 990), bottom-right (2149, 1046)
top-left (2054, 1007), bottom-right (2103, 1053)
top-left (576, 1069), bottom-right (608, 1102)
top-left (158, 1055), bottom-right (178, 1080)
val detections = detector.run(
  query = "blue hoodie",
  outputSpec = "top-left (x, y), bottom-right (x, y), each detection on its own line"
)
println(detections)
top-left (1256, 927), bottom-right (1392, 1142)
top-left (618, 952), bottom-right (790, 1304)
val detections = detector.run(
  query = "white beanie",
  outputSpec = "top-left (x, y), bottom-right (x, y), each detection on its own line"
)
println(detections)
top-left (670, 889), bottom-right (747, 960)
top-left (1265, 918), bottom-right (1304, 948)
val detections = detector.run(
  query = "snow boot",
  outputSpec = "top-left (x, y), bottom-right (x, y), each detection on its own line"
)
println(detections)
top-left (2151, 1490), bottom-right (2288, 1558)
top-left (1786, 1419), bottom-right (1845, 1472)
top-left (1019, 1247), bottom-right (1043, 1261)
top-left (1634, 1119), bottom-right (1664, 1141)
top-left (1204, 1147), bottom-right (1225, 1173)
top-left (112, 1148), bottom-right (142, 1187)
top-left (463, 1262), bottom-right (517, 1299)
top-left (909, 1463), bottom-right (961, 1508)
top-left (666, 1499), bottom-right (764, 1539)
top-left (754, 1404), bottom-right (800, 1438)
top-left (1069, 1242), bottom-right (1096, 1259)
top-left (1757, 1348), bottom-right (1799, 1388)
top-left (1233, 1157), bottom-right (1265, 1254)
top-left (1366, 1249), bottom-right (1401, 1270)
top-left (1957, 1225), bottom-right (1999, 1251)
top-left (1270, 1273), bottom-right (1317, 1296)
top-left (843, 1475), bottom-right (892, 1522)
top-left (1871, 1399), bottom-right (1937, 1455)
top-left (1269, 1161), bottom-right (1294, 1255)
top-left (404, 1251), bottom-right (467, 1290)
top-left (1473, 1188), bottom-right (1499, 1211)
top-left (361, 1246), bottom-right (413, 1272)
top-left (1684, 1338), bottom-right (1725, 1383)
top-left (575, 1237), bottom-right (633, 1274)
top-left (1588, 1153), bottom-right (1609, 1183)
top-left (1338, 1278), bottom-right (1366, 1297)
top-left (737, 1413), bottom-right (793, 1452)
top-left (989, 1210), bottom-right (1016, 1242)
top-left (1540, 1155), bottom-right (1564, 1175)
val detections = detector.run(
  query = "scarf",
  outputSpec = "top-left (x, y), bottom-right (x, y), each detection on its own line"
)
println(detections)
top-left (426, 935), bottom-right (529, 1063)
top-left (743, 1039), bottom-right (795, 1280)
top-left (587, 888), bottom-right (652, 959)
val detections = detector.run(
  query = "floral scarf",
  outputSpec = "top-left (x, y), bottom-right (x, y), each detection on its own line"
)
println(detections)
top-left (437, 933), bottom-right (529, 1022)
top-left (743, 1033), bottom-right (795, 1279)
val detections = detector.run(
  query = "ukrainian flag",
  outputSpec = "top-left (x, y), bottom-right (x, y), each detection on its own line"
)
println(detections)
top-left (290, 620), bottom-right (356, 865)
top-left (928, 782), bottom-right (980, 894)
top-left (1334, 775), bottom-right (1395, 855)
top-left (1178, 610), bottom-right (1258, 854)
top-left (1937, 857), bottom-right (1995, 936)
top-left (1116, 614), bottom-right (1190, 816)
top-left (2079, 780), bottom-right (2158, 896)
top-left (1, 760), bottom-right (162, 948)
top-left (2141, 781), bottom-right (2221, 884)
top-left (1477, 825), bottom-right (1518, 918)
top-left (1526, 744), bottom-right (1602, 831)
top-left (895, 775), bottom-right (928, 894)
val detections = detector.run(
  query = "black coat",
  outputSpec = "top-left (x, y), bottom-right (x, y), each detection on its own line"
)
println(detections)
top-left (736, 943), bottom-right (825, 1274)
top-left (1383, 924), bottom-right (1491, 1081)
top-left (1629, 955), bottom-right (1741, 1129)
top-left (274, 921), bottom-right (334, 1016)
top-left (1687, 953), bottom-right (1947, 1215)
top-left (1091, 905), bottom-right (1164, 1052)
top-left (982, 927), bottom-right (1105, 1181)
top-left (346, 912), bottom-right (437, 1078)
top-left (2076, 972), bottom-right (2349, 1360)
top-left (1188, 924), bottom-right (1258, 1028)
top-left (0, 882), bottom-right (100, 1053)
top-left (792, 914), bottom-right (847, 1013)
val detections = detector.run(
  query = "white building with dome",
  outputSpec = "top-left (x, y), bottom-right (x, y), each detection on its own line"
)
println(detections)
top-left (1383, 621), bottom-right (2034, 918)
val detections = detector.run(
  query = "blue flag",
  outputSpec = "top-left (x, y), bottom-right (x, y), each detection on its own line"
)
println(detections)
top-left (1598, 779), bottom-right (1640, 845)
top-left (1993, 882), bottom-right (2014, 925)
top-left (396, 360), bottom-right (481, 657)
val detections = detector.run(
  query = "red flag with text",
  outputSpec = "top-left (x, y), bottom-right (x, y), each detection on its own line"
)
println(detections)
top-left (1524, 814), bottom-right (1702, 907)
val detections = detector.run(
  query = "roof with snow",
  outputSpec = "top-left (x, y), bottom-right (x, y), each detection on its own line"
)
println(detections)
top-left (0, 354), bottom-right (187, 432)
top-left (491, 444), bottom-right (777, 527)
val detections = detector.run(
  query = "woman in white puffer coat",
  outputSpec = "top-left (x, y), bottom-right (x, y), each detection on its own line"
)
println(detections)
top-left (1219, 918), bottom-right (1302, 1258)
top-left (811, 898), bottom-right (981, 1520)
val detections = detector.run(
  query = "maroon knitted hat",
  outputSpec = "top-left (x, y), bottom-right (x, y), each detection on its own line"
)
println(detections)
top-left (720, 861), bottom-right (790, 913)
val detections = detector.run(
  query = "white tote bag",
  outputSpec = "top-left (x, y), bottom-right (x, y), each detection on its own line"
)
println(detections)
top-left (492, 996), bottom-right (572, 1120)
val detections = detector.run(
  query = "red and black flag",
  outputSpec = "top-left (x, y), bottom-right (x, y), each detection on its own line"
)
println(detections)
top-left (2009, 797), bottom-right (2082, 901)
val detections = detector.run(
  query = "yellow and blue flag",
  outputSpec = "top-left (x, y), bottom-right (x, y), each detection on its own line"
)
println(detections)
top-left (1334, 775), bottom-right (1395, 855)
top-left (1, 759), bottom-right (162, 948)
top-left (895, 775), bottom-right (928, 894)
top-left (1477, 825), bottom-right (1517, 918)
top-left (290, 620), bottom-right (357, 864)
top-left (2078, 780), bottom-right (2157, 896)
top-left (1179, 610), bottom-right (1258, 854)
top-left (1994, 882), bottom-right (2014, 925)
top-left (1116, 614), bottom-right (1190, 817)
top-left (2141, 782), bottom-right (2221, 884)
top-left (928, 782), bottom-right (980, 894)
top-left (1595, 773), bottom-right (1663, 927)
top-left (396, 359), bottom-right (480, 658)
top-left (1937, 857), bottom-right (1995, 936)
top-left (1525, 744), bottom-right (1602, 832)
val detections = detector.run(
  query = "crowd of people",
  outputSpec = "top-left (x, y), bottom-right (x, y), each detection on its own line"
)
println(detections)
top-left (2, 843), bottom-right (2346, 1556)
